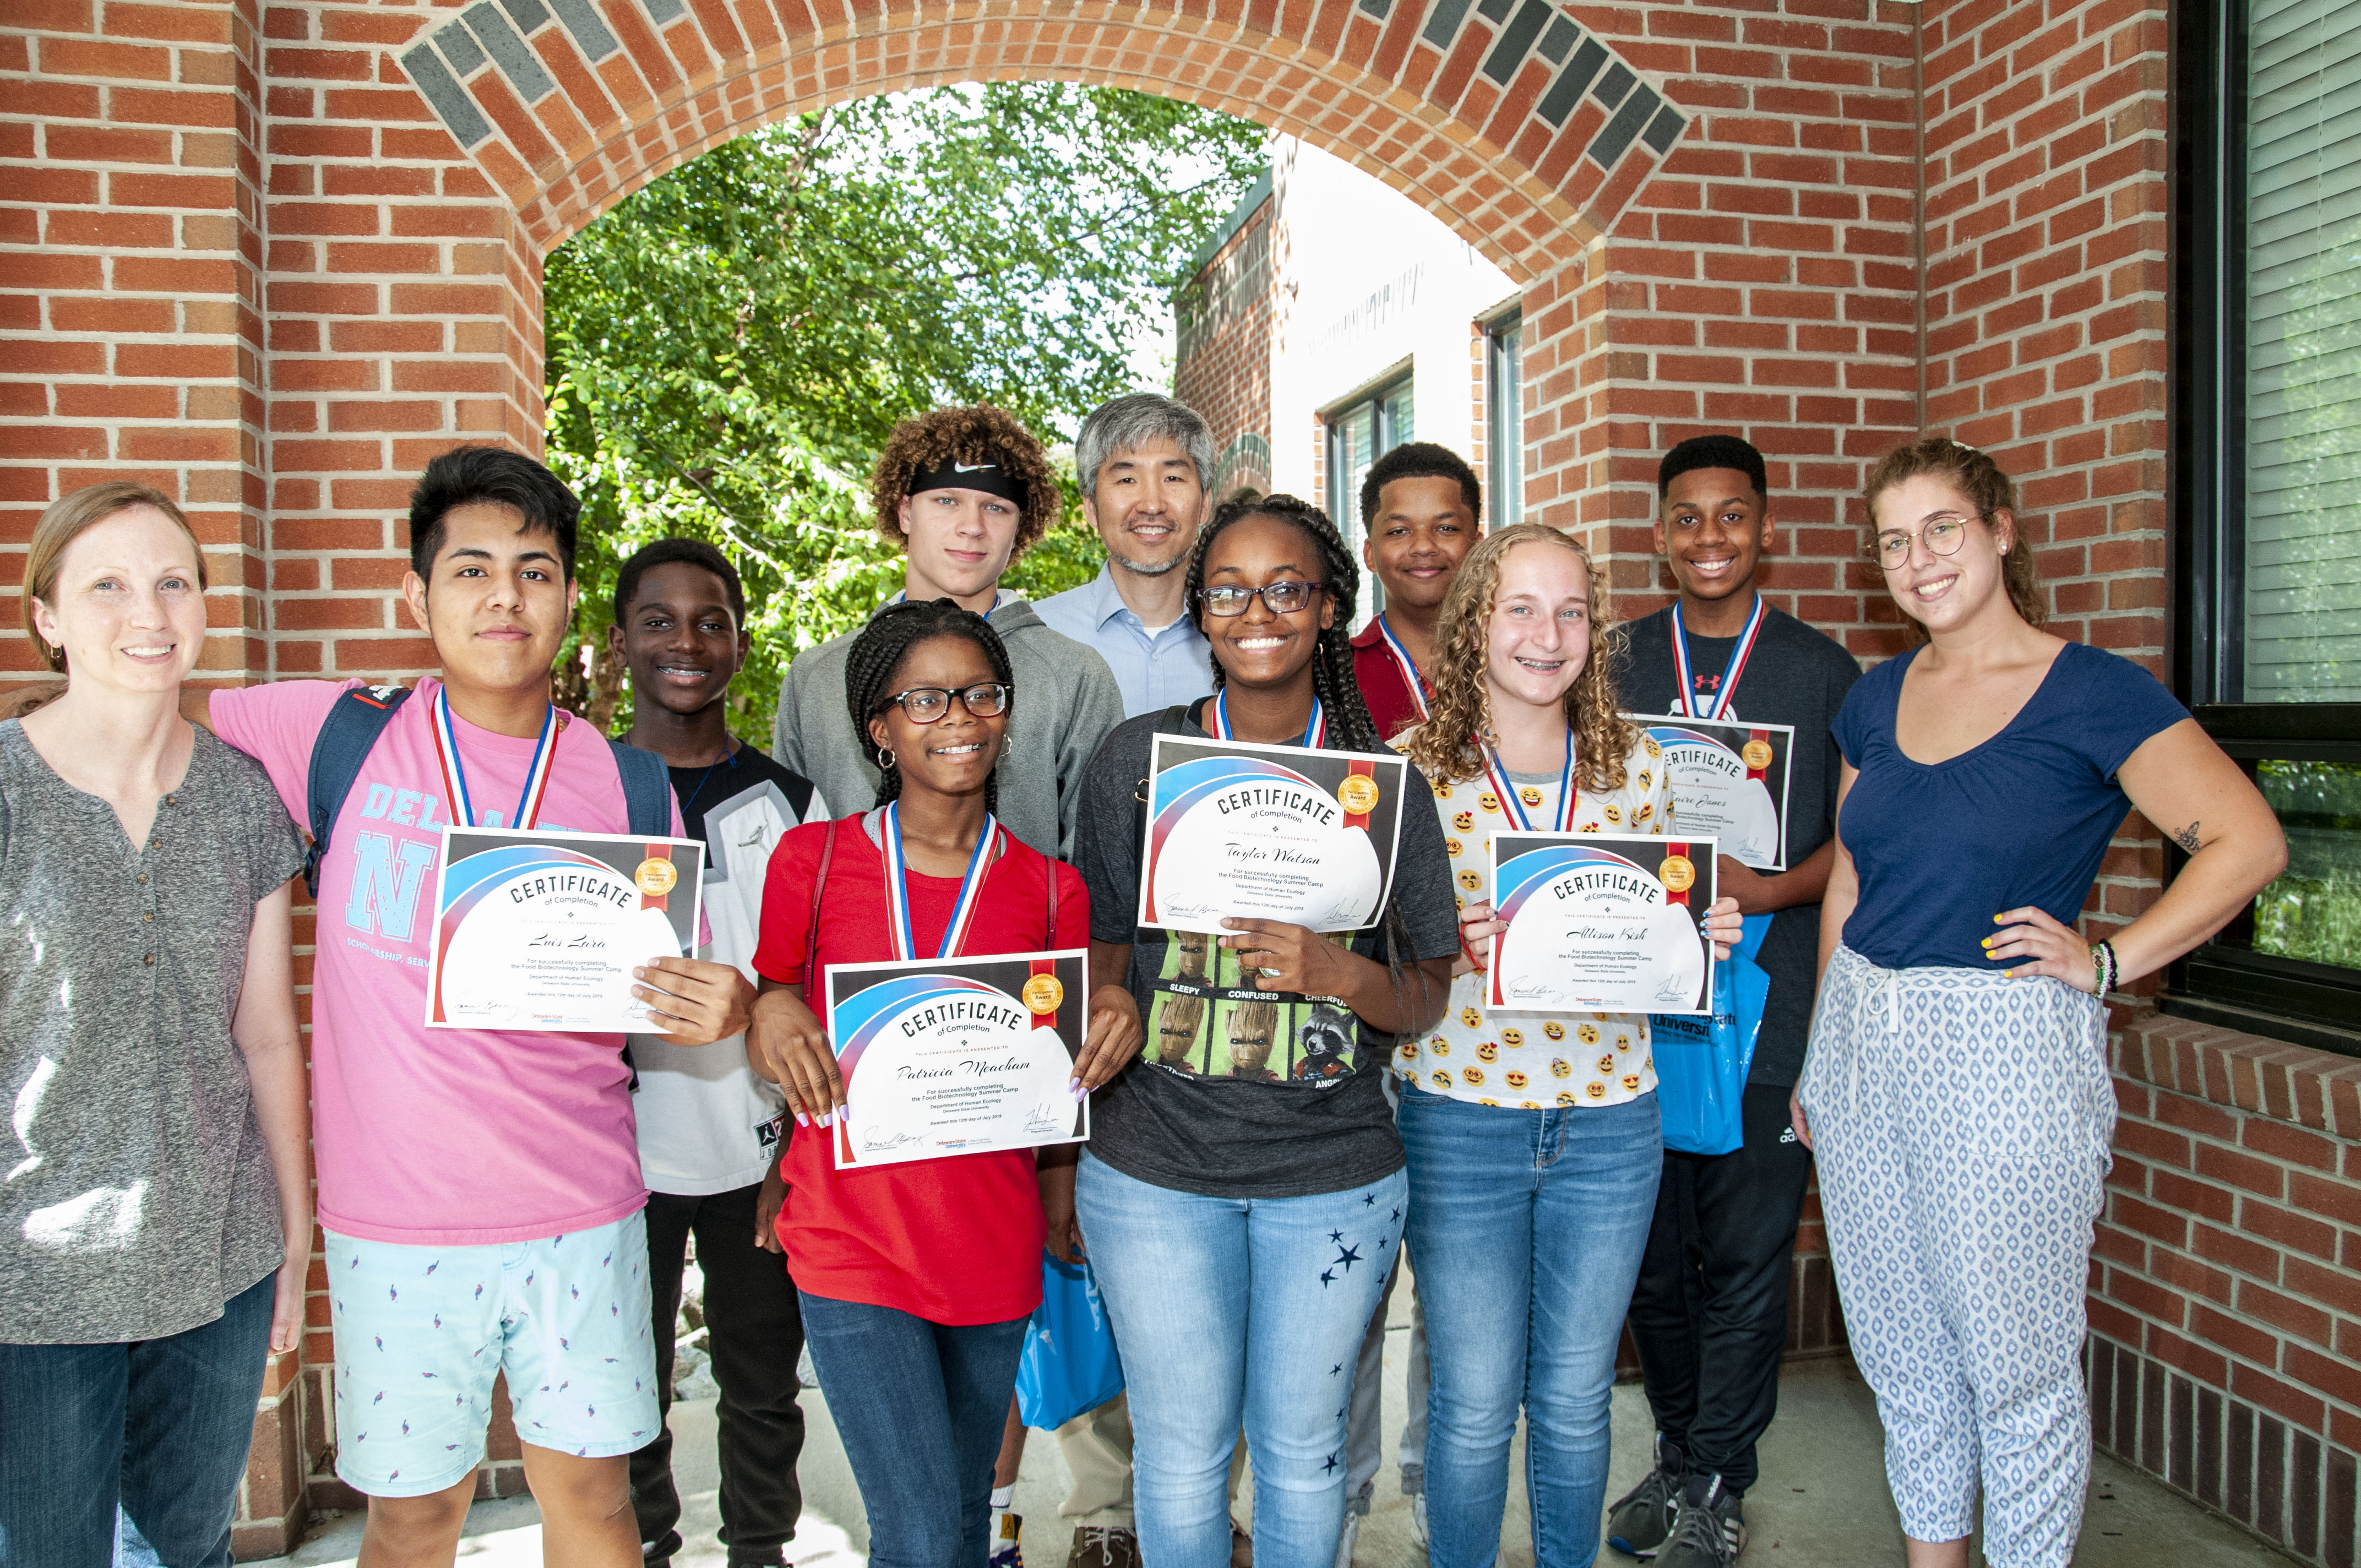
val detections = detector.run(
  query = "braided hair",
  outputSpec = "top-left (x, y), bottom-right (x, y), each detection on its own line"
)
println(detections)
top-left (1182, 493), bottom-right (1435, 1027)
top-left (843, 598), bottom-right (1017, 816)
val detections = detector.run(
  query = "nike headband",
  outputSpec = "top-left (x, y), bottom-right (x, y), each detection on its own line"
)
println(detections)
top-left (907, 454), bottom-right (1029, 508)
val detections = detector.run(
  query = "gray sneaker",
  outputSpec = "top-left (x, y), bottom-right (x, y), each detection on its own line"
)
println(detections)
top-left (1604, 1435), bottom-right (1688, 1558)
top-left (1655, 1475), bottom-right (1747, 1568)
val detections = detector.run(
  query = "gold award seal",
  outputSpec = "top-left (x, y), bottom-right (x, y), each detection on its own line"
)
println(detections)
top-left (1337, 774), bottom-right (1381, 814)
top-left (1741, 739), bottom-right (1774, 771)
top-left (635, 856), bottom-right (678, 896)
top-left (1660, 854), bottom-right (1696, 893)
top-left (1021, 973), bottom-right (1064, 1014)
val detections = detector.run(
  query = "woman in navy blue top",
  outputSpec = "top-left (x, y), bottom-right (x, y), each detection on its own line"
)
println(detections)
top-left (1792, 438), bottom-right (2284, 1568)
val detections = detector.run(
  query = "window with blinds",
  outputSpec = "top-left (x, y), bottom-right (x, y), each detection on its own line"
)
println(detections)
top-left (2245, 0), bottom-right (2361, 702)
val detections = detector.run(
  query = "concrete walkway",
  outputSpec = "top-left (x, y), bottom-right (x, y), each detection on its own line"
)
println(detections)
top-left (257, 1316), bottom-right (2293, 1568)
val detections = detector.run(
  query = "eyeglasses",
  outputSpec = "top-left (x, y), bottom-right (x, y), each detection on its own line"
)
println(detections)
top-left (1874, 514), bottom-right (1982, 568)
top-left (1197, 580), bottom-right (1326, 617)
top-left (875, 683), bottom-right (1012, 723)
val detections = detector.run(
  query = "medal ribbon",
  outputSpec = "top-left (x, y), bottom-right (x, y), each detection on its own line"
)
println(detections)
top-left (1372, 614), bottom-right (1432, 722)
top-left (880, 801), bottom-right (999, 962)
top-left (1210, 689), bottom-right (1325, 749)
top-left (429, 685), bottom-right (558, 830)
top-left (1670, 596), bottom-right (1766, 721)
top-left (1479, 730), bottom-right (1579, 834)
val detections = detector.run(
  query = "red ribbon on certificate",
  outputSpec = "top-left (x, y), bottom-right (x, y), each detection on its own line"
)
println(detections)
top-left (1341, 758), bottom-right (1378, 831)
top-left (640, 843), bottom-right (671, 912)
top-left (1746, 729), bottom-right (1773, 783)
top-left (1661, 840), bottom-right (1695, 910)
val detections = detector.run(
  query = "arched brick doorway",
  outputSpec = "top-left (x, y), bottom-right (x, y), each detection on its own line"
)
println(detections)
top-left (17, 0), bottom-right (2276, 1555)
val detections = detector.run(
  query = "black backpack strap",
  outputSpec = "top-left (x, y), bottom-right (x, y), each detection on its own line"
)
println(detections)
top-left (303, 685), bottom-right (411, 896)
top-left (605, 738), bottom-right (673, 839)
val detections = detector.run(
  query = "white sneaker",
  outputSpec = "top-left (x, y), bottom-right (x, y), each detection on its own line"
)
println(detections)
top-left (1410, 1494), bottom-right (1428, 1552)
top-left (1332, 1512), bottom-right (1359, 1568)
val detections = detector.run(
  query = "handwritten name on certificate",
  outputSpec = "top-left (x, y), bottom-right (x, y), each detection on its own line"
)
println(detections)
top-left (425, 827), bottom-right (707, 1032)
top-left (822, 950), bottom-right (1090, 1170)
top-left (1136, 734), bottom-right (1408, 934)
top-left (1487, 832), bottom-right (1718, 1016)
top-left (1623, 716), bottom-right (1796, 870)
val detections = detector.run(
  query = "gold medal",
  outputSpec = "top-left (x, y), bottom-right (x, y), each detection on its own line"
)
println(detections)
top-left (1337, 774), bottom-right (1381, 814)
top-left (1021, 973), bottom-right (1064, 1014)
top-left (1742, 739), bottom-right (1774, 771)
top-left (635, 856), bottom-right (678, 896)
top-left (1660, 854), bottom-right (1696, 892)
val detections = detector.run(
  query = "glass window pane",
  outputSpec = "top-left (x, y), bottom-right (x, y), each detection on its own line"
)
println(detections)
top-left (2244, 0), bottom-right (2361, 701)
top-left (1381, 380), bottom-right (1415, 449)
top-left (1489, 321), bottom-right (1522, 529)
top-left (2248, 760), bottom-right (2361, 971)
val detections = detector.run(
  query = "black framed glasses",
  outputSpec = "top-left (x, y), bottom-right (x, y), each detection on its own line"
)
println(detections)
top-left (1874, 513), bottom-right (1983, 568)
top-left (875, 682), bottom-right (1012, 723)
top-left (1197, 580), bottom-right (1326, 617)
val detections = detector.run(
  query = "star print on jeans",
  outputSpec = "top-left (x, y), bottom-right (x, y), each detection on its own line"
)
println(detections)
top-left (1320, 1269), bottom-right (1335, 1287)
top-left (1324, 1452), bottom-right (1341, 1474)
top-left (1332, 1244), bottom-right (1363, 1273)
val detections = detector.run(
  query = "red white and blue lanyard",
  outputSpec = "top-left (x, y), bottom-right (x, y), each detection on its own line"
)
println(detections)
top-left (429, 685), bottom-right (558, 830)
top-left (880, 799), bottom-right (999, 961)
top-left (1669, 595), bottom-right (1766, 721)
top-left (1209, 689), bottom-right (1325, 749)
top-left (1371, 614), bottom-right (1431, 723)
top-left (1480, 731), bottom-right (1580, 832)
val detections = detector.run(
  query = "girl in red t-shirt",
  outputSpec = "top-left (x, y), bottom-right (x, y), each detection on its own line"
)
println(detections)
top-left (749, 598), bottom-right (1141, 1568)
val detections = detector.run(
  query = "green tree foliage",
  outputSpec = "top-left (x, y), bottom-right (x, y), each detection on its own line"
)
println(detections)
top-left (543, 84), bottom-right (1266, 735)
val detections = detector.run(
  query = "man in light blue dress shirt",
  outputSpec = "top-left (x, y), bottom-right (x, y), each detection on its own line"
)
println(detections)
top-left (1036, 393), bottom-right (1218, 720)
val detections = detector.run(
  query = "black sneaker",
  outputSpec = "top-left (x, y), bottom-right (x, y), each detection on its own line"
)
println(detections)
top-left (1604, 1434), bottom-right (1688, 1557)
top-left (1655, 1475), bottom-right (1746, 1568)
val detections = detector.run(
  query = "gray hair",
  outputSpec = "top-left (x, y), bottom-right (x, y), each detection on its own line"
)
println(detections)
top-left (1075, 393), bottom-right (1216, 497)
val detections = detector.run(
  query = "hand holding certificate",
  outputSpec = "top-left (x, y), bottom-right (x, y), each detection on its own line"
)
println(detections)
top-left (1486, 832), bottom-right (1718, 1015)
top-left (425, 827), bottom-right (708, 1032)
top-left (1136, 734), bottom-right (1408, 933)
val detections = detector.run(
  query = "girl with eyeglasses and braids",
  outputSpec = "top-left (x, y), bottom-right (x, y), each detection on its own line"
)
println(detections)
top-left (1391, 522), bottom-right (1742, 1568)
top-left (1794, 439), bottom-right (2283, 1568)
top-left (747, 598), bottom-right (1143, 1568)
top-left (1066, 494), bottom-right (1462, 1568)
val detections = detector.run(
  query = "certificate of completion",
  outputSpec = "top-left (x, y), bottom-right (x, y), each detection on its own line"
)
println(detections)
top-left (1488, 832), bottom-right (1717, 1016)
top-left (425, 827), bottom-right (706, 1032)
top-left (1623, 716), bottom-right (1794, 870)
top-left (822, 950), bottom-right (1090, 1169)
top-left (1136, 735), bottom-right (1407, 934)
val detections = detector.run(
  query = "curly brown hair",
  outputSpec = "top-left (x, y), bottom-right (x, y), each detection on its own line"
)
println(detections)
top-left (1861, 436), bottom-right (2045, 643)
top-left (1401, 522), bottom-right (1638, 793)
top-left (869, 404), bottom-right (1062, 560)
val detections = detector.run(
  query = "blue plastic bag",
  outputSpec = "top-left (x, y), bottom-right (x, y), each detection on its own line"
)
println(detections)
top-left (1650, 913), bottom-right (1772, 1155)
top-left (1014, 1253), bottom-right (1125, 1431)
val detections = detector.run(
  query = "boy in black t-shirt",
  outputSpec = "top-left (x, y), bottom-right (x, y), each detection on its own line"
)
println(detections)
top-left (611, 539), bottom-right (824, 1568)
top-left (1604, 437), bottom-right (1860, 1568)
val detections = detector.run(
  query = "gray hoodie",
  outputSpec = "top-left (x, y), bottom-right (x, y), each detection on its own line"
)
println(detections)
top-left (771, 596), bottom-right (1126, 859)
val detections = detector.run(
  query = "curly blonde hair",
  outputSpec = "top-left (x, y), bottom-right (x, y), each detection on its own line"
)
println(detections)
top-left (1402, 522), bottom-right (1638, 792)
top-left (870, 404), bottom-right (1063, 559)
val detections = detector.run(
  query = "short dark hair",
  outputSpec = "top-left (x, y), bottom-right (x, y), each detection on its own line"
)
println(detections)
top-left (613, 537), bottom-right (745, 627)
top-left (408, 446), bottom-right (582, 581)
top-left (1657, 434), bottom-right (1767, 502)
top-left (1360, 442), bottom-right (1482, 529)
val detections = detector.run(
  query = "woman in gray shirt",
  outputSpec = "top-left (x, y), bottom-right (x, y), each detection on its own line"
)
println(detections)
top-left (0, 484), bottom-right (310, 1568)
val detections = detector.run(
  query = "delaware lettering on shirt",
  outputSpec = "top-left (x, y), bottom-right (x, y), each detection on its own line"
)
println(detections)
top-left (209, 677), bottom-right (696, 1249)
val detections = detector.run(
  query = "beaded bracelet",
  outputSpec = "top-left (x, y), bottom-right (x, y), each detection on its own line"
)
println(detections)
top-left (2088, 939), bottom-right (2119, 996)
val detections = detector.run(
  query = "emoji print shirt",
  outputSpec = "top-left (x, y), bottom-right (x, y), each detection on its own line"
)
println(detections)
top-left (1391, 727), bottom-right (1673, 1110)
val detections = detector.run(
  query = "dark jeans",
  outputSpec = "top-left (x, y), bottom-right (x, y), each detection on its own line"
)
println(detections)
top-left (634, 1183), bottom-right (808, 1568)
top-left (1625, 1081), bottom-right (1813, 1495)
top-left (0, 1272), bottom-right (274, 1568)
top-left (797, 1289), bottom-right (1029, 1568)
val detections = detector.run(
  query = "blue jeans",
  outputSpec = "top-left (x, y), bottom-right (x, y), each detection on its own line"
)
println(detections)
top-left (0, 1272), bottom-right (275, 1568)
top-left (1075, 1151), bottom-right (1406, 1568)
top-left (1399, 1084), bottom-right (1662, 1568)
top-left (796, 1290), bottom-right (1029, 1568)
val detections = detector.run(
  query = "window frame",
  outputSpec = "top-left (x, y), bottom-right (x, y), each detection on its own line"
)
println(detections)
top-left (1484, 306), bottom-right (1524, 530)
top-left (1322, 366), bottom-right (1415, 615)
top-left (2166, 0), bottom-right (2361, 1054)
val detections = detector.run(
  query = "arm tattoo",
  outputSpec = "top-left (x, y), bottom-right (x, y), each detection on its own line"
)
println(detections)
top-left (2172, 821), bottom-right (2203, 855)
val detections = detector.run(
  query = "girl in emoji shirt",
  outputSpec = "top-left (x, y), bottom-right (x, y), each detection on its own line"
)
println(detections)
top-left (1392, 523), bottom-right (1741, 1568)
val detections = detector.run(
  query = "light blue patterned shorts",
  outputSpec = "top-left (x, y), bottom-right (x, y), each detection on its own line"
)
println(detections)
top-left (325, 1209), bottom-right (659, 1496)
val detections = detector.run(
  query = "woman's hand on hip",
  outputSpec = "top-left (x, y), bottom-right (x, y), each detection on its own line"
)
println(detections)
top-left (1983, 905), bottom-right (2101, 993)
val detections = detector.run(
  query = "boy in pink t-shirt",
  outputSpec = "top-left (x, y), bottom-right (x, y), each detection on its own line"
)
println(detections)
top-left (200, 448), bottom-right (747, 1561)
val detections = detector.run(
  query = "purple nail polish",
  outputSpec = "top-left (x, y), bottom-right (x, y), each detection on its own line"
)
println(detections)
top-left (1072, 1084), bottom-right (1091, 1102)
top-left (795, 1112), bottom-right (810, 1128)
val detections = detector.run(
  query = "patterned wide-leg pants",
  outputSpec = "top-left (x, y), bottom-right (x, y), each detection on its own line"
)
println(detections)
top-left (1798, 944), bottom-right (2114, 1568)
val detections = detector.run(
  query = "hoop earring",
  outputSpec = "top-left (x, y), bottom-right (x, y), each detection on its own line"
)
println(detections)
top-left (878, 748), bottom-right (896, 771)
top-left (1000, 734), bottom-right (1013, 759)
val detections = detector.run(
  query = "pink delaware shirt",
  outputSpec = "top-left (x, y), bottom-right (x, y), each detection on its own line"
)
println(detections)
top-left (212, 677), bottom-right (701, 1247)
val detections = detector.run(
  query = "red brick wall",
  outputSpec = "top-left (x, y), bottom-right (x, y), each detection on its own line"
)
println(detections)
top-left (1174, 194), bottom-right (1276, 499)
